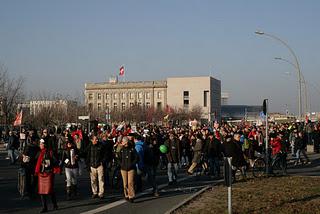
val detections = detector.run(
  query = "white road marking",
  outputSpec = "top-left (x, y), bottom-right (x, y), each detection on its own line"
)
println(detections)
top-left (80, 176), bottom-right (191, 214)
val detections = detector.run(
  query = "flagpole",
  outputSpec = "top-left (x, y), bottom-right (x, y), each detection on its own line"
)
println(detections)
top-left (123, 64), bottom-right (126, 82)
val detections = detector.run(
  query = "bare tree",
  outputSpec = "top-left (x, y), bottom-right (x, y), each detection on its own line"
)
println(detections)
top-left (24, 91), bottom-right (80, 128)
top-left (0, 64), bottom-right (25, 125)
top-left (189, 105), bottom-right (203, 121)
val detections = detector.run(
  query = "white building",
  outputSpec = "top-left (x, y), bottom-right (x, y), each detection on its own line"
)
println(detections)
top-left (19, 100), bottom-right (76, 115)
top-left (85, 76), bottom-right (221, 122)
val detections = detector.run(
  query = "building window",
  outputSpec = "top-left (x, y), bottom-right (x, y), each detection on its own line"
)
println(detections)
top-left (157, 102), bottom-right (162, 109)
top-left (146, 102), bottom-right (151, 108)
top-left (121, 103), bottom-right (125, 111)
top-left (106, 93), bottom-right (110, 100)
top-left (97, 93), bottom-right (101, 100)
top-left (146, 92), bottom-right (150, 99)
top-left (114, 93), bottom-right (118, 99)
top-left (130, 93), bottom-right (135, 99)
top-left (138, 102), bottom-right (142, 107)
top-left (183, 91), bottom-right (189, 99)
top-left (88, 93), bottom-right (93, 100)
top-left (113, 103), bottom-right (118, 111)
top-left (97, 103), bottom-right (102, 111)
top-left (204, 90), bottom-right (209, 107)
top-left (105, 103), bottom-right (109, 111)
top-left (121, 92), bottom-right (126, 100)
top-left (138, 92), bottom-right (143, 99)
top-left (183, 91), bottom-right (189, 109)
top-left (157, 91), bottom-right (162, 99)
top-left (130, 102), bottom-right (134, 107)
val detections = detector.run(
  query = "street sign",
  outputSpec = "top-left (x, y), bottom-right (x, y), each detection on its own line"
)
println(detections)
top-left (78, 116), bottom-right (89, 120)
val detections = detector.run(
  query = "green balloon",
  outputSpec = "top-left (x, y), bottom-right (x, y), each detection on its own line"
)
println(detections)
top-left (159, 145), bottom-right (168, 154)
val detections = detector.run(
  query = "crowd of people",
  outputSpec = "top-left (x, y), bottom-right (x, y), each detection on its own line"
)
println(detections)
top-left (1, 119), bottom-right (319, 213)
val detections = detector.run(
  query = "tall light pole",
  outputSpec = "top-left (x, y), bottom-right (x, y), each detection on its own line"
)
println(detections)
top-left (274, 57), bottom-right (309, 114)
top-left (255, 30), bottom-right (303, 120)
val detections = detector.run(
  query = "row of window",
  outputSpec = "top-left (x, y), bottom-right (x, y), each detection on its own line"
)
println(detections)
top-left (88, 91), bottom-right (163, 100)
top-left (93, 102), bottom-right (159, 111)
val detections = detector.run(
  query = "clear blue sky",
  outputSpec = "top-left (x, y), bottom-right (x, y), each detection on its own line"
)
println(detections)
top-left (0, 0), bottom-right (319, 114)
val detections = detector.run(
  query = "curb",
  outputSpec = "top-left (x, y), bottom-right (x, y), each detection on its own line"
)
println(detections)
top-left (164, 185), bottom-right (211, 214)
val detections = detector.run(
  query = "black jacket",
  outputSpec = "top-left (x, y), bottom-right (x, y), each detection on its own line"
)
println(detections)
top-left (86, 142), bottom-right (106, 168)
top-left (222, 140), bottom-right (246, 167)
top-left (8, 135), bottom-right (19, 150)
top-left (207, 138), bottom-right (222, 159)
top-left (62, 147), bottom-right (79, 168)
top-left (22, 143), bottom-right (40, 171)
top-left (119, 146), bottom-right (139, 171)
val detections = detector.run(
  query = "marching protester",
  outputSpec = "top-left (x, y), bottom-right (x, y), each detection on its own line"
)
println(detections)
top-left (21, 137), bottom-right (40, 199)
top-left (86, 134), bottom-right (106, 199)
top-left (164, 132), bottom-right (180, 185)
top-left (118, 136), bottom-right (139, 203)
top-left (207, 131), bottom-right (222, 178)
top-left (35, 139), bottom-right (58, 213)
top-left (144, 135), bottom-right (160, 197)
top-left (187, 134), bottom-right (204, 175)
top-left (132, 133), bottom-right (145, 193)
top-left (62, 140), bottom-right (79, 200)
top-left (7, 130), bottom-right (19, 165)
top-left (294, 131), bottom-right (311, 165)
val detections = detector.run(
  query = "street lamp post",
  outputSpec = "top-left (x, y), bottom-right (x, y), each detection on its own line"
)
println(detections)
top-left (255, 30), bottom-right (303, 120)
top-left (274, 57), bottom-right (309, 115)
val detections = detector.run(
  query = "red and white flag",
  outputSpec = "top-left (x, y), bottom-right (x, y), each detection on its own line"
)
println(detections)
top-left (119, 66), bottom-right (125, 76)
top-left (13, 110), bottom-right (22, 126)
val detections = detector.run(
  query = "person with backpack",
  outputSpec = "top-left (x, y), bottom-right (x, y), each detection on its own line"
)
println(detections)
top-left (131, 133), bottom-right (145, 193)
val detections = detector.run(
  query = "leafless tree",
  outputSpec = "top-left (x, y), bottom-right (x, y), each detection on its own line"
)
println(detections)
top-left (0, 64), bottom-right (25, 125)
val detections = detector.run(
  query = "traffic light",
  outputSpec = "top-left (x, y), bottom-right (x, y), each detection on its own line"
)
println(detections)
top-left (263, 99), bottom-right (268, 115)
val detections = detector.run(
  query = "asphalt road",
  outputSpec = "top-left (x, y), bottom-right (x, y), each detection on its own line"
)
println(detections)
top-left (0, 152), bottom-right (319, 214)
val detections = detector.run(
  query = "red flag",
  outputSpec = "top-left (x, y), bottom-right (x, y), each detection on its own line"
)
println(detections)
top-left (13, 110), bottom-right (22, 126)
top-left (119, 66), bottom-right (125, 76)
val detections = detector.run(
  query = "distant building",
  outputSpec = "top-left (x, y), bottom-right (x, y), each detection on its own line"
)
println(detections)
top-left (221, 92), bottom-right (229, 105)
top-left (85, 76), bottom-right (221, 122)
top-left (19, 100), bottom-right (76, 116)
top-left (221, 105), bottom-right (262, 122)
top-left (167, 76), bottom-right (221, 121)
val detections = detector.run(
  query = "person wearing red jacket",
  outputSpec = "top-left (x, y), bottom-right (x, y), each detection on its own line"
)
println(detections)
top-left (270, 132), bottom-right (287, 175)
top-left (270, 136), bottom-right (282, 156)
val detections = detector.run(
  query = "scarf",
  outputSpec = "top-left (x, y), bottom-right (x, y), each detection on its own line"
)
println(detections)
top-left (35, 148), bottom-right (46, 175)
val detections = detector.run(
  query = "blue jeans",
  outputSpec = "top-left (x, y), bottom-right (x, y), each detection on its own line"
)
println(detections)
top-left (8, 149), bottom-right (18, 164)
top-left (167, 163), bottom-right (178, 182)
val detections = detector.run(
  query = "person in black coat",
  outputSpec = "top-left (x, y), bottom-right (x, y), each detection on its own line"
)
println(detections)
top-left (144, 135), bottom-right (160, 197)
top-left (21, 137), bottom-right (40, 199)
top-left (207, 132), bottom-right (222, 178)
top-left (222, 133), bottom-right (247, 179)
top-left (118, 136), bottom-right (139, 202)
top-left (85, 134), bottom-right (106, 199)
top-left (7, 130), bottom-right (19, 165)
